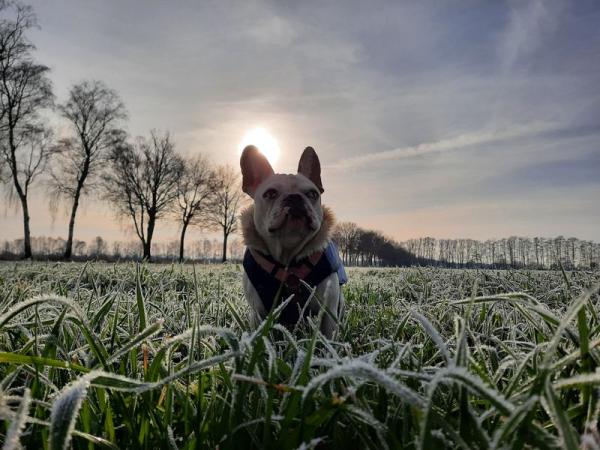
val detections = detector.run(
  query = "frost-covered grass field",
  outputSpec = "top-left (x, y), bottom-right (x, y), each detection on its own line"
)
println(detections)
top-left (1, 262), bottom-right (600, 449)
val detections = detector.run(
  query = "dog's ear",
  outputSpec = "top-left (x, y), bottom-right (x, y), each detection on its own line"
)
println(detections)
top-left (297, 146), bottom-right (324, 193)
top-left (240, 145), bottom-right (275, 197)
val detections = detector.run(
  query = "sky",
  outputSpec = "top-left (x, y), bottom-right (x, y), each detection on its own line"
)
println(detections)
top-left (1, 0), bottom-right (600, 245)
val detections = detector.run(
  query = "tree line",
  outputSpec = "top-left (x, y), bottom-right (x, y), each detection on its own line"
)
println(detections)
top-left (0, 2), bottom-right (245, 262)
top-left (332, 222), bottom-right (416, 267)
top-left (5, 226), bottom-right (599, 271)
top-left (0, 235), bottom-right (247, 262)
top-left (332, 221), bottom-right (600, 270)
top-left (403, 236), bottom-right (600, 270)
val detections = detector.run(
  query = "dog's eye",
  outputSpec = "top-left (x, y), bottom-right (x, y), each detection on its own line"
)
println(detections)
top-left (263, 188), bottom-right (278, 200)
top-left (306, 190), bottom-right (319, 200)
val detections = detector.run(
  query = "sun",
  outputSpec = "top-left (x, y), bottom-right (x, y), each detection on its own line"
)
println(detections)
top-left (239, 127), bottom-right (280, 166)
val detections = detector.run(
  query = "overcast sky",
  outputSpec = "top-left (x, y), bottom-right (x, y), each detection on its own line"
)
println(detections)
top-left (1, 0), bottom-right (599, 244)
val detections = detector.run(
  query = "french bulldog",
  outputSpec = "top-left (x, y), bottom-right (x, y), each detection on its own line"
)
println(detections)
top-left (240, 145), bottom-right (346, 338)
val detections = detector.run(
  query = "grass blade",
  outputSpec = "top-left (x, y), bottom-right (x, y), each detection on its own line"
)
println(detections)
top-left (49, 377), bottom-right (91, 450)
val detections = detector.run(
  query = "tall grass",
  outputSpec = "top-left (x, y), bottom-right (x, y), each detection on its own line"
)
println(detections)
top-left (0, 262), bottom-right (599, 449)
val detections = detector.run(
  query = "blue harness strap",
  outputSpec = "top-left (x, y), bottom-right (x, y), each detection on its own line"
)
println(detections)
top-left (243, 241), bottom-right (347, 326)
top-left (325, 241), bottom-right (348, 285)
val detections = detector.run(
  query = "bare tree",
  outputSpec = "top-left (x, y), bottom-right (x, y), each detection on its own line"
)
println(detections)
top-left (331, 221), bottom-right (359, 265)
top-left (332, 222), bottom-right (413, 267)
top-left (102, 130), bottom-right (183, 261)
top-left (173, 153), bottom-right (215, 262)
top-left (205, 164), bottom-right (244, 262)
top-left (0, 3), bottom-right (53, 258)
top-left (50, 80), bottom-right (126, 259)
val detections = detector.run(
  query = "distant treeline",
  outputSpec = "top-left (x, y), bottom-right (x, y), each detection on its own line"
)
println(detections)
top-left (403, 235), bottom-right (599, 270)
top-left (2, 231), bottom-right (599, 270)
top-left (0, 235), bottom-right (246, 262)
top-left (332, 222), bottom-right (599, 270)
top-left (331, 222), bottom-right (415, 267)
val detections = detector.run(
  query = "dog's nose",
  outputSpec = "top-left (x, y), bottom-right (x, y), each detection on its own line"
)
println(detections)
top-left (283, 194), bottom-right (304, 208)
top-left (283, 194), bottom-right (306, 216)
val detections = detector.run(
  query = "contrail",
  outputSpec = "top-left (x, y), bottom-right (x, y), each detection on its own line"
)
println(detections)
top-left (328, 122), bottom-right (556, 170)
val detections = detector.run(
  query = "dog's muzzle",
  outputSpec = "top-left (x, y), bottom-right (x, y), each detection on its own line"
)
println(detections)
top-left (282, 194), bottom-right (307, 218)
top-left (268, 194), bottom-right (315, 232)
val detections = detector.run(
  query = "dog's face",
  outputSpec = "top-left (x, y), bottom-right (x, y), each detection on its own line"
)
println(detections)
top-left (241, 146), bottom-right (325, 251)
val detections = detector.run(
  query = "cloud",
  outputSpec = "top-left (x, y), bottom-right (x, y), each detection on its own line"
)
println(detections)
top-left (497, 0), bottom-right (564, 71)
top-left (329, 122), bottom-right (558, 170)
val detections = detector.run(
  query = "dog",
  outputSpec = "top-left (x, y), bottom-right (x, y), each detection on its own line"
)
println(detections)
top-left (239, 145), bottom-right (346, 338)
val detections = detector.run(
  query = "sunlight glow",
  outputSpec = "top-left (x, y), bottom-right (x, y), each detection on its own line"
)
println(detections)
top-left (239, 127), bottom-right (280, 166)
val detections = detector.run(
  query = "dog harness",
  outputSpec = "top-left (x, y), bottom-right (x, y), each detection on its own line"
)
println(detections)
top-left (243, 241), bottom-right (347, 326)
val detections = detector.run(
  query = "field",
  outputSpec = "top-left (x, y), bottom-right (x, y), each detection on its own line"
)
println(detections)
top-left (1, 262), bottom-right (600, 449)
